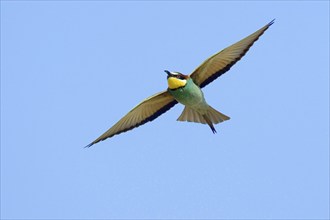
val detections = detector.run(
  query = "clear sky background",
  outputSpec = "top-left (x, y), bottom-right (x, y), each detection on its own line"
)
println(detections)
top-left (1, 1), bottom-right (329, 219)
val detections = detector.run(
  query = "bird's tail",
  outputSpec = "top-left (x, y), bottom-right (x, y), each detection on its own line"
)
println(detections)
top-left (177, 105), bottom-right (230, 133)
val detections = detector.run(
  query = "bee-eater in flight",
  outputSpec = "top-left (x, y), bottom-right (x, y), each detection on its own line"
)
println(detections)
top-left (86, 20), bottom-right (274, 147)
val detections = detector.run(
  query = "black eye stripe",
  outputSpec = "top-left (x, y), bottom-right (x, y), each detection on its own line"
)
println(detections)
top-left (176, 75), bottom-right (185, 80)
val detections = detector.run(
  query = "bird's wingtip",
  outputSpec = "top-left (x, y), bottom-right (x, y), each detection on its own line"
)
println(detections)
top-left (269, 19), bottom-right (275, 26)
top-left (84, 142), bottom-right (94, 148)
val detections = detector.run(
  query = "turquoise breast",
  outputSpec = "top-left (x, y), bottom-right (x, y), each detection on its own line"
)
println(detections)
top-left (168, 78), bottom-right (205, 107)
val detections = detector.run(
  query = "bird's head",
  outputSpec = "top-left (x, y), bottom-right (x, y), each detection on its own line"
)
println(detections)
top-left (165, 70), bottom-right (189, 89)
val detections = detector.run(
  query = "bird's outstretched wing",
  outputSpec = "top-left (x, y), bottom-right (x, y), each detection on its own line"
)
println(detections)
top-left (190, 19), bottom-right (274, 88)
top-left (86, 91), bottom-right (177, 147)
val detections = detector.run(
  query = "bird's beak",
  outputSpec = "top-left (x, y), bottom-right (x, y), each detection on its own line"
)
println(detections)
top-left (164, 70), bottom-right (171, 76)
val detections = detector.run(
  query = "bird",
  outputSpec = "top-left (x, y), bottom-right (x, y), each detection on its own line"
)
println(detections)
top-left (86, 19), bottom-right (274, 147)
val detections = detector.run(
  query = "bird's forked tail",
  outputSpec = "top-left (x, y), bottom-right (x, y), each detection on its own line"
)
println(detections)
top-left (177, 105), bottom-right (230, 133)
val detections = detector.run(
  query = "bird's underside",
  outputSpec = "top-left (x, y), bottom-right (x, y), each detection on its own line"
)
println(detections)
top-left (85, 19), bottom-right (274, 147)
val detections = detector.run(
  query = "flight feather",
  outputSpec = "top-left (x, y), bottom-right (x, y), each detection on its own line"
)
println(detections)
top-left (86, 91), bottom-right (177, 147)
top-left (190, 19), bottom-right (274, 88)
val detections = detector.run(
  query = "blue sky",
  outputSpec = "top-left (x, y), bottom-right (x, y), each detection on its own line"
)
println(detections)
top-left (1, 1), bottom-right (329, 219)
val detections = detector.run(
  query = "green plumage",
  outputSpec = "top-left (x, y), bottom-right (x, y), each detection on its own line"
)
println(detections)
top-left (167, 77), bottom-right (229, 133)
top-left (167, 78), bottom-right (207, 109)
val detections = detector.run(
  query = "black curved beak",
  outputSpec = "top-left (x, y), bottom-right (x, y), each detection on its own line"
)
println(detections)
top-left (164, 70), bottom-right (171, 76)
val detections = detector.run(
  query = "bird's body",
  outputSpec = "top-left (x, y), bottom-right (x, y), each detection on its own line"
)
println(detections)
top-left (168, 77), bottom-right (204, 108)
top-left (86, 20), bottom-right (274, 147)
top-left (166, 72), bottom-right (229, 133)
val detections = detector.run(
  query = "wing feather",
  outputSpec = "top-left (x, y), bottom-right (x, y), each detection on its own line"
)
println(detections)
top-left (190, 19), bottom-right (274, 88)
top-left (86, 91), bottom-right (177, 147)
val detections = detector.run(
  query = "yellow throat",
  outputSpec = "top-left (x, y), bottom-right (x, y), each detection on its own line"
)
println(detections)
top-left (167, 77), bottom-right (187, 89)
